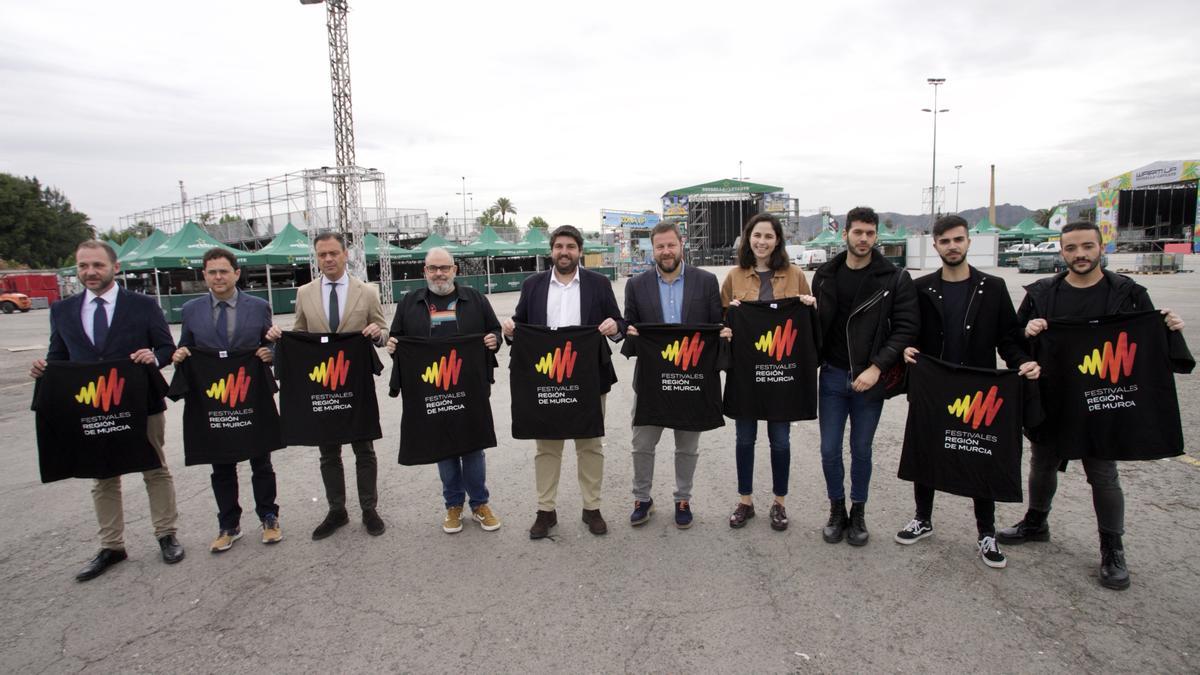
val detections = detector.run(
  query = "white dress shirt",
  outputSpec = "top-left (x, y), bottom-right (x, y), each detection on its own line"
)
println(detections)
top-left (321, 272), bottom-right (349, 328)
top-left (81, 284), bottom-right (120, 344)
top-left (546, 267), bottom-right (582, 329)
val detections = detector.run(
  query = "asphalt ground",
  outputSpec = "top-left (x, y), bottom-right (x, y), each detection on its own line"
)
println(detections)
top-left (0, 263), bottom-right (1198, 673)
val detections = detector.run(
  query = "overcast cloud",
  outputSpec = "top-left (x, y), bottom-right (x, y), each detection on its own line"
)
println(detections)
top-left (2, 0), bottom-right (1198, 232)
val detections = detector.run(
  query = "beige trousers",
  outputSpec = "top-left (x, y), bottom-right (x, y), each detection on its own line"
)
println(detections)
top-left (91, 412), bottom-right (178, 549)
top-left (534, 395), bottom-right (606, 511)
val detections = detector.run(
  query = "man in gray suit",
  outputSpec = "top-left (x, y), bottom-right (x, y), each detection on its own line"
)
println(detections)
top-left (621, 221), bottom-right (727, 528)
top-left (173, 248), bottom-right (281, 552)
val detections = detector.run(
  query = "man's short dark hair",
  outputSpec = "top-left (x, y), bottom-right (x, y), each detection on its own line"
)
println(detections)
top-left (1061, 221), bottom-right (1102, 243)
top-left (202, 247), bottom-right (239, 271)
top-left (737, 213), bottom-right (789, 272)
top-left (649, 221), bottom-right (682, 242)
top-left (845, 206), bottom-right (879, 229)
top-left (314, 231), bottom-right (346, 249)
top-left (77, 240), bottom-right (117, 264)
top-left (549, 224), bottom-right (583, 250)
top-left (932, 215), bottom-right (970, 238)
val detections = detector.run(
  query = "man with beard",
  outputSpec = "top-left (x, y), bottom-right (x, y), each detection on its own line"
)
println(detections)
top-left (998, 221), bottom-right (1185, 590)
top-left (894, 215), bottom-right (1040, 569)
top-left (385, 247), bottom-right (503, 534)
top-left (502, 225), bottom-right (625, 538)
top-left (811, 206), bottom-right (919, 547)
top-left (31, 240), bottom-right (185, 581)
top-left (292, 232), bottom-right (388, 540)
top-left (620, 221), bottom-right (725, 528)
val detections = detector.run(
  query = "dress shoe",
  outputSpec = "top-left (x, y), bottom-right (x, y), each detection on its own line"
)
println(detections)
top-left (363, 509), bottom-right (386, 536)
top-left (1099, 532), bottom-right (1131, 590)
top-left (846, 502), bottom-right (869, 546)
top-left (822, 499), bottom-right (848, 543)
top-left (158, 535), bottom-right (185, 564)
top-left (529, 510), bottom-right (558, 539)
top-left (75, 548), bottom-right (127, 582)
top-left (729, 502), bottom-right (755, 529)
top-left (582, 509), bottom-right (608, 535)
top-left (996, 509), bottom-right (1050, 545)
top-left (312, 509), bottom-right (350, 540)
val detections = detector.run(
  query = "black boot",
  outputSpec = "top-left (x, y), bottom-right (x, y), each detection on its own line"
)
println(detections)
top-left (996, 508), bottom-right (1050, 545)
top-left (1099, 532), bottom-right (1130, 590)
top-left (847, 502), bottom-right (869, 546)
top-left (822, 499), bottom-right (848, 544)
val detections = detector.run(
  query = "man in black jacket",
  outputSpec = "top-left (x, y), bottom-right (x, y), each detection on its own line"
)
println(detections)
top-left (811, 206), bottom-right (919, 547)
top-left (893, 215), bottom-right (1040, 568)
top-left (387, 247), bottom-right (503, 534)
top-left (998, 221), bottom-right (1185, 590)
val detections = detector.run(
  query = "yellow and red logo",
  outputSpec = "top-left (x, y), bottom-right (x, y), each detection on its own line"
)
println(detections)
top-left (309, 350), bottom-right (351, 391)
top-left (1077, 331), bottom-right (1136, 383)
top-left (206, 366), bottom-right (251, 408)
top-left (74, 367), bottom-right (125, 412)
top-left (754, 319), bottom-right (798, 362)
top-left (422, 349), bottom-right (463, 390)
top-left (661, 332), bottom-right (705, 371)
top-left (535, 341), bottom-right (577, 383)
top-left (947, 385), bottom-right (1004, 430)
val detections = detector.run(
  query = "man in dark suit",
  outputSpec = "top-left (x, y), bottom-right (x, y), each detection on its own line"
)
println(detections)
top-left (501, 225), bottom-right (626, 539)
top-left (621, 221), bottom-right (726, 529)
top-left (173, 248), bottom-right (281, 553)
top-left (31, 240), bottom-right (184, 581)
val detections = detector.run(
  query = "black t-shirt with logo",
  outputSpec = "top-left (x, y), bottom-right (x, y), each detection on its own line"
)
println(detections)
top-left (825, 264), bottom-right (869, 369)
top-left (274, 332), bottom-right (383, 446)
top-left (427, 291), bottom-right (459, 338)
top-left (509, 324), bottom-right (605, 440)
top-left (723, 299), bottom-right (819, 421)
top-left (392, 334), bottom-right (497, 465)
top-left (33, 359), bottom-right (167, 482)
top-left (166, 348), bottom-right (284, 465)
top-left (898, 356), bottom-right (1029, 502)
top-left (631, 324), bottom-right (724, 431)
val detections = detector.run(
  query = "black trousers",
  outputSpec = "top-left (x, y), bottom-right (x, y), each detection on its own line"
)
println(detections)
top-left (318, 440), bottom-right (377, 512)
top-left (1027, 444), bottom-right (1124, 536)
top-left (211, 454), bottom-right (278, 531)
top-left (914, 482), bottom-right (996, 537)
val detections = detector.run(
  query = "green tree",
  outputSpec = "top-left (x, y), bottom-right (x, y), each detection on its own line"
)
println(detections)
top-left (479, 206), bottom-right (500, 226)
top-left (0, 173), bottom-right (95, 267)
top-left (1033, 208), bottom-right (1051, 227)
top-left (432, 214), bottom-right (450, 235)
top-left (219, 213), bottom-right (241, 224)
top-left (494, 197), bottom-right (516, 226)
top-left (527, 216), bottom-right (549, 231)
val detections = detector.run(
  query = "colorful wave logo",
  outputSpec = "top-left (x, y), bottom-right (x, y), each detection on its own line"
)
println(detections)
top-left (947, 385), bottom-right (1004, 430)
top-left (535, 341), bottom-right (577, 383)
top-left (422, 349), bottom-right (463, 390)
top-left (754, 319), bottom-right (798, 362)
top-left (74, 367), bottom-right (125, 412)
top-left (1077, 331), bottom-right (1137, 384)
top-left (206, 366), bottom-right (251, 408)
top-left (661, 332), bottom-right (705, 371)
top-left (309, 350), bottom-right (351, 391)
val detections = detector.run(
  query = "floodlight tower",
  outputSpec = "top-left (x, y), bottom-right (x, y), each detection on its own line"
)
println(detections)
top-left (301, 0), bottom-right (367, 281)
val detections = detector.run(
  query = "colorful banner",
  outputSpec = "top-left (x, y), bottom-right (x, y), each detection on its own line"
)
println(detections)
top-left (601, 210), bottom-right (662, 229)
top-left (1095, 189), bottom-right (1119, 253)
top-left (662, 195), bottom-right (689, 218)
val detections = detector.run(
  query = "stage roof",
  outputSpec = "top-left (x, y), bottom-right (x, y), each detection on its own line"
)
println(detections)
top-left (662, 178), bottom-right (784, 198)
top-left (1089, 160), bottom-right (1199, 193)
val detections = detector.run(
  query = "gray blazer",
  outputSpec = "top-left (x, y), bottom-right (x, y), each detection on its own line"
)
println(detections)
top-left (179, 291), bottom-right (273, 351)
top-left (620, 264), bottom-right (722, 358)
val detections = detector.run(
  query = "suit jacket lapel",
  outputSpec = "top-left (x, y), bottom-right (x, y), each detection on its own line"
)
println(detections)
top-left (309, 280), bottom-right (331, 333)
top-left (66, 294), bottom-right (100, 359)
top-left (343, 277), bottom-right (364, 328)
top-left (579, 271), bottom-right (594, 325)
top-left (679, 271), bottom-right (697, 324)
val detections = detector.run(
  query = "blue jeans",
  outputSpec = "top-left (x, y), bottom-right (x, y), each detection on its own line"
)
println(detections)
top-left (437, 450), bottom-right (489, 509)
top-left (734, 419), bottom-right (791, 497)
top-left (818, 365), bottom-right (883, 503)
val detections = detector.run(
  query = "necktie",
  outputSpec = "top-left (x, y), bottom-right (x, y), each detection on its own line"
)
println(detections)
top-left (216, 301), bottom-right (230, 348)
top-left (92, 297), bottom-right (109, 351)
top-left (328, 282), bottom-right (340, 333)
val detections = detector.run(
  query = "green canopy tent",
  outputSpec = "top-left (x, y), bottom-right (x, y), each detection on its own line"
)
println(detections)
top-left (462, 226), bottom-right (543, 292)
top-left (806, 229), bottom-right (841, 246)
top-left (112, 238), bottom-right (142, 258)
top-left (999, 218), bottom-right (1055, 242)
top-left (118, 229), bottom-right (170, 265)
top-left (363, 233), bottom-right (409, 263)
top-left (255, 223), bottom-right (313, 265)
top-left (970, 217), bottom-right (1000, 234)
top-left (121, 221), bottom-right (266, 307)
top-left (877, 225), bottom-right (907, 244)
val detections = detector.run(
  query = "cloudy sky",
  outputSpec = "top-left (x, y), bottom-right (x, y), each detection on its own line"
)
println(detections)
top-left (2, 0), bottom-right (1198, 233)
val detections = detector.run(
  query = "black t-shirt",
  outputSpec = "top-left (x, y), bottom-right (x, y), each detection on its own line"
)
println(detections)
top-left (941, 279), bottom-right (971, 364)
top-left (166, 348), bottom-right (284, 465)
top-left (723, 299), bottom-right (819, 421)
top-left (631, 324), bottom-right (724, 431)
top-left (274, 332), bottom-right (384, 446)
top-left (33, 359), bottom-right (167, 482)
top-left (427, 291), bottom-right (459, 338)
top-left (825, 264), bottom-right (869, 369)
top-left (757, 271), bottom-right (775, 301)
top-left (1053, 278), bottom-right (1110, 319)
top-left (509, 324), bottom-right (606, 440)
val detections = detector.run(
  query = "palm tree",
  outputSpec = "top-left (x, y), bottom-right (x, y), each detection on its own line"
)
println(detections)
top-left (494, 198), bottom-right (517, 226)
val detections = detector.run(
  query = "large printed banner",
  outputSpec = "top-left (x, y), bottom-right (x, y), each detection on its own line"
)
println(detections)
top-left (631, 324), bottom-right (724, 431)
top-left (898, 356), bottom-right (1027, 502)
top-left (722, 299), bottom-right (819, 421)
top-left (1033, 311), bottom-right (1188, 461)
top-left (509, 325), bottom-right (605, 440)
top-left (167, 349), bottom-right (283, 465)
top-left (33, 359), bottom-right (167, 482)
top-left (392, 335), bottom-right (497, 465)
top-left (275, 332), bottom-right (383, 446)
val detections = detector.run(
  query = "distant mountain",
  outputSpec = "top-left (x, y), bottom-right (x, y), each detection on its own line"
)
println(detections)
top-left (792, 204), bottom-right (1037, 240)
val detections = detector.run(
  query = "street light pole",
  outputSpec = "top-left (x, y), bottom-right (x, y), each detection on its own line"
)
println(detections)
top-left (456, 176), bottom-right (472, 240)
top-left (951, 164), bottom-right (965, 214)
top-left (922, 78), bottom-right (948, 227)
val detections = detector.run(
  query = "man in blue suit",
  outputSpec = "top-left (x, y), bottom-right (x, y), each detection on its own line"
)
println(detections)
top-left (501, 225), bottom-right (626, 539)
top-left (173, 248), bottom-right (281, 553)
top-left (31, 240), bottom-right (184, 581)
